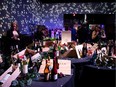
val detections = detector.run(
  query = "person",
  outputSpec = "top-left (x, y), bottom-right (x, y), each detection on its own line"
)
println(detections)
top-left (71, 26), bottom-right (77, 41)
top-left (7, 21), bottom-right (20, 49)
top-left (100, 29), bottom-right (106, 42)
top-left (91, 25), bottom-right (101, 43)
top-left (78, 23), bottom-right (88, 44)
top-left (7, 21), bottom-right (20, 52)
top-left (34, 25), bottom-right (44, 46)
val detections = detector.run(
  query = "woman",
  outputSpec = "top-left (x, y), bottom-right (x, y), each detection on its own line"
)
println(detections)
top-left (34, 25), bottom-right (44, 46)
top-left (100, 29), bottom-right (106, 42)
top-left (91, 26), bottom-right (100, 43)
top-left (7, 21), bottom-right (20, 51)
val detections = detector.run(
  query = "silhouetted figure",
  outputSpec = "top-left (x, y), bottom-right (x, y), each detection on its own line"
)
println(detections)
top-left (91, 25), bottom-right (101, 43)
top-left (8, 21), bottom-right (20, 47)
top-left (3, 21), bottom-right (20, 56)
top-left (34, 25), bottom-right (44, 46)
top-left (78, 24), bottom-right (88, 44)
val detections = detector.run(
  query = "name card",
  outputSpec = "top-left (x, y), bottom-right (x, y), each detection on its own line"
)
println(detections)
top-left (39, 59), bottom-right (71, 75)
top-left (61, 31), bottom-right (71, 44)
top-left (31, 53), bottom-right (42, 62)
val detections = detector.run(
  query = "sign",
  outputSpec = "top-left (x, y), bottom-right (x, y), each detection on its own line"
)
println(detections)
top-left (75, 44), bottom-right (95, 58)
top-left (31, 53), bottom-right (42, 62)
top-left (61, 31), bottom-right (71, 44)
top-left (75, 45), bottom-right (83, 59)
top-left (39, 59), bottom-right (71, 75)
top-left (13, 49), bottom-right (26, 59)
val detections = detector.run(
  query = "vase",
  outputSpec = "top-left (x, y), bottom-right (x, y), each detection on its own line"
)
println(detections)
top-left (23, 64), bottom-right (28, 74)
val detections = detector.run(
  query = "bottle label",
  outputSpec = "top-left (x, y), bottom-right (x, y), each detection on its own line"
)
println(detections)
top-left (38, 48), bottom-right (40, 52)
top-left (54, 74), bottom-right (58, 80)
top-left (56, 51), bottom-right (59, 56)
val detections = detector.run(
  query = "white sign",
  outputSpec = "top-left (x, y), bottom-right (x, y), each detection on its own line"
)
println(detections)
top-left (61, 31), bottom-right (71, 44)
top-left (75, 45), bottom-right (83, 59)
top-left (31, 53), bottom-right (42, 62)
top-left (39, 59), bottom-right (71, 75)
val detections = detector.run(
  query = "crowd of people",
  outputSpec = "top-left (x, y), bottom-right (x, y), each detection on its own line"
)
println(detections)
top-left (0, 20), bottom-right (110, 57)
top-left (70, 23), bottom-right (107, 44)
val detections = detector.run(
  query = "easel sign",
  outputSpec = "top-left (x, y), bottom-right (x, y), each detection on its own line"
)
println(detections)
top-left (61, 31), bottom-right (71, 44)
top-left (39, 59), bottom-right (71, 75)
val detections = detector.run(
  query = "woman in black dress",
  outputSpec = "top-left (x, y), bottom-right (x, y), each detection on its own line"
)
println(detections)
top-left (7, 21), bottom-right (20, 51)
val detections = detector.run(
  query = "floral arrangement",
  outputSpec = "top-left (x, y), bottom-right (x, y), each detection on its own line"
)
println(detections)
top-left (10, 73), bottom-right (39, 87)
top-left (44, 38), bottom-right (56, 41)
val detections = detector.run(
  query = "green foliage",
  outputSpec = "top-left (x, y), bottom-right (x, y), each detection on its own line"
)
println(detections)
top-left (44, 38), bottom-right (56, 41)
top-left (11, 73), bottom-right (34, 87)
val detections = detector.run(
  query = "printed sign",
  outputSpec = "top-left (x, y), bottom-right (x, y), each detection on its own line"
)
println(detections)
top-left (39, 59), bottom-right (71, 75)
top-left (61, 31), bottom-right (71, 44)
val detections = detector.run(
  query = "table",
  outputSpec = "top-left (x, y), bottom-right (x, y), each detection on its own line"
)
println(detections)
top-left (78, 65), bottom-right (116, 87)
top-left (31, 69), bottom-right (74, 87)
top-left (62, 56), bottom-right (116, 87)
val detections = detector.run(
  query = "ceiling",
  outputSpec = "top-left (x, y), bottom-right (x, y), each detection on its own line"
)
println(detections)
top-left (39, 0), bottom-right (115, 3)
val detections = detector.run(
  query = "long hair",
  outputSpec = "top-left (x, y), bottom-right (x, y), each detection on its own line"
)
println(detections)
top-left (10, 21), bottom-right (18, 31)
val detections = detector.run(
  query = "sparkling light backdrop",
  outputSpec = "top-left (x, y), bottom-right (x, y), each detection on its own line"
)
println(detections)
top-left (0, 0), bottom-right (41, 34)
top-left (41, 3), bottom-right (115, 29)
top-left (0, 0), bottom-right (115, 34)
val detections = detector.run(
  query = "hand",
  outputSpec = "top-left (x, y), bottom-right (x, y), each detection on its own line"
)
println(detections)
top-left (13, 36), bottom-right (20, 40)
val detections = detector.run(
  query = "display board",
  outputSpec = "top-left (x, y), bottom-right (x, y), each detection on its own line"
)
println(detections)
top-left (39, 59), bottom-right (71, 75)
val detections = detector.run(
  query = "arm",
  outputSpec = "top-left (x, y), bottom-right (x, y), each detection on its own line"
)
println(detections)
top-left (92, 31), bottom-right (99, 39)
top-left (101, 32), bottom-right (106, 38)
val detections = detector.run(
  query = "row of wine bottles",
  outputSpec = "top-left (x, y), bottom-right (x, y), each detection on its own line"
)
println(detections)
top-left (91, 41), bottom-right (116, 68)
top-left (44, 50), bottom-right (61, 81)
top-left (81, 40), bottom-right (115, 58)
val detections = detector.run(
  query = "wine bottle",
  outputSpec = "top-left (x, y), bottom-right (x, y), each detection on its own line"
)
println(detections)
top-left (44, 59), bottom-right (50, 81)
top-left (28, 54), bottom-right (33, 68)
top-left (38, 43), bottom-right (42, 52)
top-left (56, 57), bottom-right (59, 69)
top-left (0, 72), bottom-right (12, 84)
top-left (56, 50), bottom-right (60, 57)
top-left (52, 58), bottom-right (58, 81)
top-left (53, 43), bottom-right (57, 58)
top-left (95, 54), bottom-right (101, 66)
top-left (34, 42), bottom-right (38, 52)
top-left (16, 54), bottom-right (21, 67)
top-left (108, 40), bottom-right (114, 56)
top-left (82, 42), bottom-right (87, 58)
top-left (91, 49), bottom-right (98, 64)
top-left (108, 45), bottom-right (113, 56)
